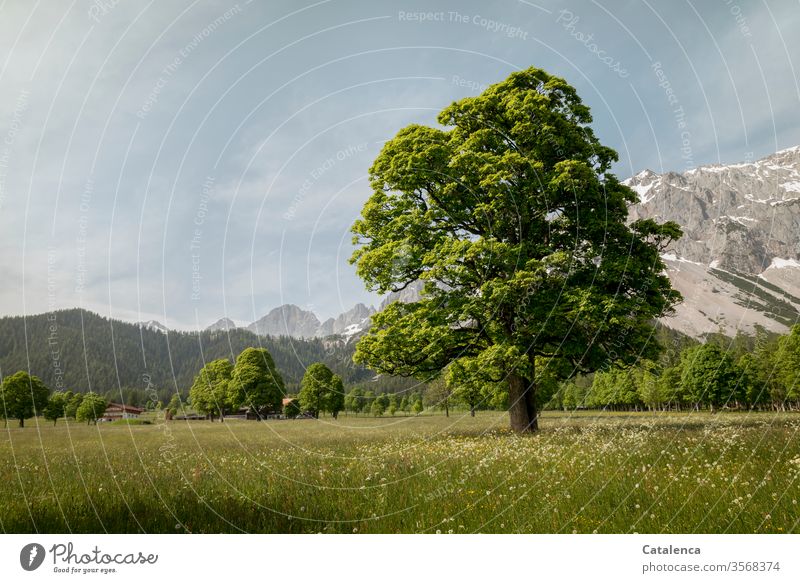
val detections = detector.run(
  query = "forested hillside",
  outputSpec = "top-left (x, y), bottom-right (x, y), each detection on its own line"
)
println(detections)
top-left (0, 309), bottom-right (378, 404)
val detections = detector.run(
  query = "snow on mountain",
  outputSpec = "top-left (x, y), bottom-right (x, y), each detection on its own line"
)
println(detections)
top-left (139, 320), bottom-right (168, 334)
top-left (627, 146), bottom-right (800, 337)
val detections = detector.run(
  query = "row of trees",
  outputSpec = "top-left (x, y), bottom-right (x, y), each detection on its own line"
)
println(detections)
top-left (187, 347), bottom-right (284, 421)
top-left (552, 325), bottom-right (800, 412)
top-left (0, 371), bottom-right (108, 426)
top-left (342, 388), bottom-right (425, 416)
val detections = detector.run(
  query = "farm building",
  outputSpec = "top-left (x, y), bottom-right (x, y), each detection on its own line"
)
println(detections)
top-left (101, 403), bottom-right (144, 422)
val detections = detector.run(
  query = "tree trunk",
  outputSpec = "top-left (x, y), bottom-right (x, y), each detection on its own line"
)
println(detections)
top-left (507, 373), bottom-right (538, 433)
top-left (470, 406), bottom-right (475, 417)
top-left (445, 400), bottom-right (449, 417)
top-left (19, 417), bottom-right (24, 428)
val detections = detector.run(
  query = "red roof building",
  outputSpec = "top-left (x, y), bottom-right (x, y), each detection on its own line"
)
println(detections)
top-left (101, 403), bottom-right (145, 421)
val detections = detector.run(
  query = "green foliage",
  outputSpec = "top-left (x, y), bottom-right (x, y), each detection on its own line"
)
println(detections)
top-left (350, 67), bottom-right (682, 432)
top-left (165, 393), bottom-right (183, 419)
top-left (189, 359), bottom-right (234, 421)
top-left (774, 324), bottom-right (800, 402)
top-left (230, 347), bottom-right (285, 415)
top-left (589, 367), bottom-right (640, 409)
top-left (345, 387), bottom-right (365, 414)
top-left (299, 363), bottom-right (344, 419)
top-left (423, 376), bottom-right (452, 416)
top-left (680, 344), bottom-right (741, 410)
top-left (446, 360), bottom-right (489, 416)
top-left (75, 392), bottom-right (107, 425)
top-left (65, 392), bottom-right (84, 419)
top-left (411, 396), bottom-right (423, 415)
top-left (0, 371), bottom-right (50, 427)
top-left (370, 398), bottom-right (385, 417)
top-left (283, 398), bottom-right (301, 419)
top-left (44, 391), bottom-right (69, 425)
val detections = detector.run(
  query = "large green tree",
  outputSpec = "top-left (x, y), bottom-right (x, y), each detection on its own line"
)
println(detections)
top-left (298, 363), bottom-right (344, 419)
top-left (0, 371), bottom-right (50, 427)
top-left (230, 347), bottom-right (285, 415)
top-left (189, 358), bottom-right (234, 421)
top-left (350, 67), bottom-right (682, 432)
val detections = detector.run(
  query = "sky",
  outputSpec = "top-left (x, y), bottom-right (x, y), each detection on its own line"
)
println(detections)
top-left (1, 0), bottom-right (799, 330)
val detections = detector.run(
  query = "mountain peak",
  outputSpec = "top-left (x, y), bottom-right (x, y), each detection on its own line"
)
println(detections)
top-left (139, 320), bottom-right (168, 334)
top-left (206, 317), bottom-right (237, 332)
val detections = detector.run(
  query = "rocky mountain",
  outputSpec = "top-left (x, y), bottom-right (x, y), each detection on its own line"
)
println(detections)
top-left (206, 317), bottom-right (237, 332)
top-left (247, 304), bottom-right (322, 338)
top-left (317, 303), bottom-right (376, 338)
top-left (243, 302), bottom-right (376, 340)
top-left (625, 146), bottom-right (800, 337)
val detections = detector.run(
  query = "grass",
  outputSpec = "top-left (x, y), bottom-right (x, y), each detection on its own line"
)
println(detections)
top-left (1, 411), bottom-right (798, 533)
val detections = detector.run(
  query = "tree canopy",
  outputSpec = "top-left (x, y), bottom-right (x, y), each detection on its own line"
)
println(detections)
top-left (0, 371), bottom-right (50, 427)
top-left (230, 347), bottom-right (285, 415)
top-left (350, 67), bottom-right (682, 432)
top-left (298, 362), bottom-right (345, 419)
top-left (189, 358), bottom-right (234, 421)
top-left (76, 392), bottom-right (108, 425)
top-left (44, 390), bottom-right (70, 426)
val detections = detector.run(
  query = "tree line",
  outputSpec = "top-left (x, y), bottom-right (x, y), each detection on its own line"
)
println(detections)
top-left (0, 308), bottom-right (416, 407)
top-left (550, 325), bottom-right (800, 412)
top-left (0, 370), bottom-right (109, 427)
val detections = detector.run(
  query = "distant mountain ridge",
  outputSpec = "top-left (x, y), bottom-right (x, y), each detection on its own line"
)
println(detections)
top-left (208, 302), bottom-right (377, 340)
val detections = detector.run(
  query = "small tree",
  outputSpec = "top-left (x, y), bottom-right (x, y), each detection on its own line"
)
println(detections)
top-left (446, 361), bottom-right (487, 417)
top-left (0, 371), bottom-right (50, 428)
top-left (411, 396), bottom-right (424, 415)
top-left (388, 394), bottom-right (398, 416)
top-left (44, 391), bottom-right (69, 426)
top-left (165, 393), bottom-right (185, 420)
top-left (370, 398), bottom-right (386, 417)
top-left (345, 387), bottom-right (364, 415)
top-left (283, 398), bottom-right (301, 419)
top-left (76, 392), bottom-right (108, 425)
top-left (423, 377), bottom-right (452, 417)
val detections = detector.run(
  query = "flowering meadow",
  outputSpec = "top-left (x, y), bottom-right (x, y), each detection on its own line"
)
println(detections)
top-left (1, 411), bottom-right (798, 533)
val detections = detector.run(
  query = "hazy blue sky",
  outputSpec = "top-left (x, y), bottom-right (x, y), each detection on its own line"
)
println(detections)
top-left (1, 0), bottom-right (798, 329)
